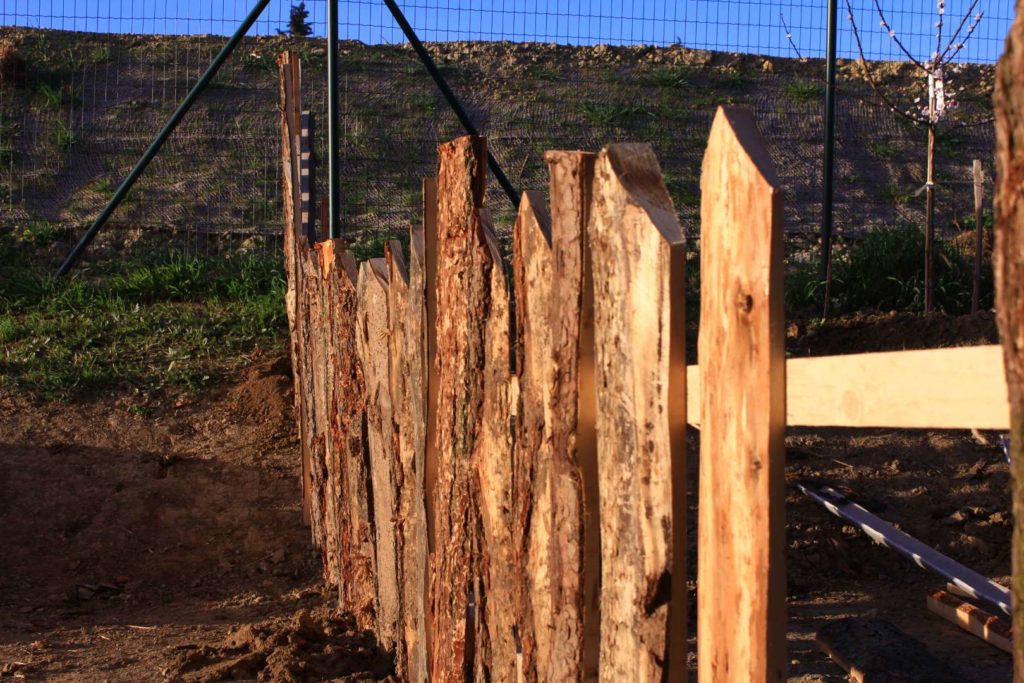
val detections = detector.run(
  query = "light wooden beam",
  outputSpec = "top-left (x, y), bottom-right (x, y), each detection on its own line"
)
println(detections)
top-left (591, 142), bottom-right (686, 681)
top-left (697, 106), bottom-right (786, 683)
top-left (685, 345), bottom-right (1010, 430)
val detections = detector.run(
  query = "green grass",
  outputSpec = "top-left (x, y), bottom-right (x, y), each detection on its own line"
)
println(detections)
top-left (784, 225), bottom-right (993, 316)
top-left (578, 100), bottom-right (653, 125)
top-left (0, 228), bottom-right (287, 401)
top-left (784, 80), bottom-right (822, 103)
top-left (645, 64), bottom-right (694, 88)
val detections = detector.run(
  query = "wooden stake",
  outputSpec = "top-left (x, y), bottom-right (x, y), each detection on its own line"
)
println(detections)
top-left (276, 51), bottom-right (312, 527)
top-left (697, 106), bottom-right (786, 683)
top-left (590, 142), bottom-right (686, 681)
top-left (994, 15), bottom-right (1024, 678)
top-left (430, 135), bottom-right (492, 683)
top-left (513, 150), bottom-right (596, 682)
top-left (389, 235), bottom-right (430, 683)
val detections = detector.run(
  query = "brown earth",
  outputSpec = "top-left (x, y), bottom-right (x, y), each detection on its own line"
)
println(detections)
top-left (0, 357), bottom-right (395, 682)
top-left (0, 313), bottom-right (1014, 681)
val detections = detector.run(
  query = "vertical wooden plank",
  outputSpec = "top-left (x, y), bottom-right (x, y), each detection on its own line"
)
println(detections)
top-left (473, 207), bottom-right (516, 681)
top-left (422, 177), bottom-right (439, 678)
top-left (590, 143), bottom-right (686, 682)
top-left (316, 240), bottom-right (377, 628)
top-left (430, 135), bottom-right (490, 683)
top-left (513, 151), bottom-right (596, 683)
top-left (390, 232), bottom-right (430, 683)
top-left (993, 20), bottom-right (1024, 678)
top-left (696, 106), bottom-right (786, 683)
top-left (277, 51), bottom-right (313, 529)
top-left (357, 257), bottom-right (400, 652)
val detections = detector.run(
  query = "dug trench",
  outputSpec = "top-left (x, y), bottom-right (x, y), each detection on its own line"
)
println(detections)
top-left (0, 311), bottom-right (1013, 681)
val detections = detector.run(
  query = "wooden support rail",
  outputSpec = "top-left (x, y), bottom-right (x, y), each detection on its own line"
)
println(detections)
top-left (686, 344), bottom-right (1010, 430)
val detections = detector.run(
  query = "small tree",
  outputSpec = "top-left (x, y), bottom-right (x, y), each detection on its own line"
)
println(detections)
top-left (282, 2), bottom-right (313, 38)
top-left (845, 0), bottom-right (988, 313)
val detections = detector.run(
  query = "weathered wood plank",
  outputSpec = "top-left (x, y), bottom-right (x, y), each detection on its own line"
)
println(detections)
top-left (430, 135), bottom-right (490, 683)
top-left (276, 51), bottom-right (313, 530)
top-left (927, 590), bottom-right (1013, 654)
top-left (994, 15), bottom-right (1024, 676)
top-left (697, 106), bottom-right (786, 683)
top-left (473, 208), bottom-right (516, 681)
top-left (590, 142), bottom-right (686, 681)
top-left (513, 151), bottom-right (597, 682)
top-left (316, 240), bottom-right (376, 628)
top-left (390, 232), bottom-right (430, 683)
top-left (357, 257), bottom-right (399, 651)
top-left (684, 345), bottom-right (1010, 430)
top-left (421, 177), bottom-right (439, 678)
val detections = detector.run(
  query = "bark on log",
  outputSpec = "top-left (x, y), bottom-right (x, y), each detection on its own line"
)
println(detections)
top-left (357, 258), bottom-right (399, 649)
top-left (277, 50), bottom-right (314, 531)
top-left (513, 151), bottom-right (596, 682)
top-left (473, 206), bottom-right (516, 681)
top-left (390, 233), bottom-right (430, 683)
top-left (696, 106), bottom-right (786, 683)
top-left (589, 143), bottom-right (687, 682)
top-left (994, 12), bottom-right (1024, 679)
top-left (431, 135), bottom-right (492, 683)
top-left (316, 241), bottom-right (377, 628)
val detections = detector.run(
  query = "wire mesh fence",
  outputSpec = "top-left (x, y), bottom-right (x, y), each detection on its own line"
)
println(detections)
top-left (0, 1), bottom-right (1013, 264)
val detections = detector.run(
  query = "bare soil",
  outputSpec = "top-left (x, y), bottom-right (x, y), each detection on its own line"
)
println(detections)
top-left (0, 313), bottom-right (1014, 681)
top-left (0, 356), bottom-right (394, 682)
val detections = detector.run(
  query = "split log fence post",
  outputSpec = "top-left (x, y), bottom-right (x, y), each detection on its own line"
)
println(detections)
top-left (589, 143), bottom-right (687, 681)
top-left (994, 10), bottom-right (1024, 678)
top-left (697, 106), bottom-right (786, 683)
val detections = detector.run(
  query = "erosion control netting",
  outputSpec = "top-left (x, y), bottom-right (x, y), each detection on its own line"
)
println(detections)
top-left (0, 0), bottom-right (1011, 255)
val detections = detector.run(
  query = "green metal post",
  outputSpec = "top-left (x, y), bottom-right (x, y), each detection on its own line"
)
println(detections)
top-left (327, 0), bottom-right (340, 239)
top-left (56, 0), bottom-right (272, 277)
top-left (821, 0), bottom-right (839, 315)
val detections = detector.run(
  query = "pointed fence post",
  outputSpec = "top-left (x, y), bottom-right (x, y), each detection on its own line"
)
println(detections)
top-left (696, 106), bottom-right (786, 683)
top-left (589, 143), bottom-right (687, 681)
top-left (994, 14), bottom-right (1024, 678)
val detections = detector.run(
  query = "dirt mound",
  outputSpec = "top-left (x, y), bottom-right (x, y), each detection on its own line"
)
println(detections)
top-left (229, 354), bottom-right (294, 430)
top-left (167, 606), bottom-right (394, 682)
top-left (790, 311), bottom-right (998, 357)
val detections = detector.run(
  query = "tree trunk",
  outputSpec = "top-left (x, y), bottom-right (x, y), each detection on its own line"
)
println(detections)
top-left (993, 9), bottom-right (1024, 678)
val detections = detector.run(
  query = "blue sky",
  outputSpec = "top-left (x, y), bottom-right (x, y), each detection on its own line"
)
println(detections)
top-left (1, 0), bottom-right (1013, 63)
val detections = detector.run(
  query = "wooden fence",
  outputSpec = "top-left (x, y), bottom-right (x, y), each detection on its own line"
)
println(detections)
top-left (277, 51), bottom-right (1015, 683)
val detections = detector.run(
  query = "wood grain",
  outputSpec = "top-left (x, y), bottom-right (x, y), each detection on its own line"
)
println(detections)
top-left (590, 142), bottom-right (686, 682)
top-left (994, 15), bottom-right (1024, 677)
top-left (392, 231), bottom-right (430, 683)
top-left (430, 135), bottom-right (490, 683)
top-left (357, 258), bottom-right (399, 650)
top-left (685, 345), bottom-right (1010, 430)
top-left (696, 106), bottom-right (785, 683)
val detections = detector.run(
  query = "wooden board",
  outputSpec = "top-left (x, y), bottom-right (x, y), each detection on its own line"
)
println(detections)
top-left (392, 232), bottom-right (430, 683)
top-left (590, 142), bottom-right (686, 681)
top-left (512, 152), bottom-right (597, 682)
top-left (357, 258), bottom-right (399, 649)
top-left (685, 345), bottom-right (1010, 429)
top-left (696, 106), bottom-right (786, 683)
top-left (276, 51), bottom-right (313, 529)
top-left (430, 135), bottom-right (490, 683)
top-left (316, 240), bottom-right (376, 628)
top-left (927, 590), bottom-right (1013, 654)
top-left (472, 207), bottom-right (516, 681)
top-left (994, 13), bottom-right (1024, 677)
